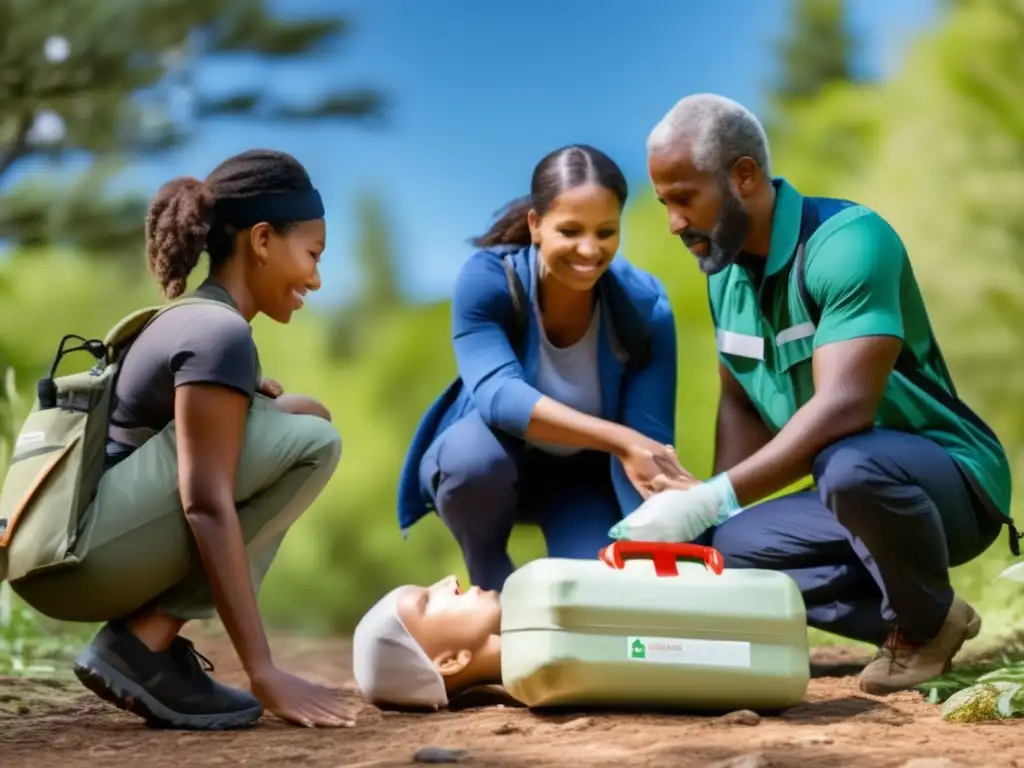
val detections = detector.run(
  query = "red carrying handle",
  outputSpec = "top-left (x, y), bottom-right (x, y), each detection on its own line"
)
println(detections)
top-left (598, 541), bottom-right (724, 577)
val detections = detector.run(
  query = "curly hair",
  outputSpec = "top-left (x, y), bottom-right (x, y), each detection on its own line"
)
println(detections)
top-left (471, 145), bottom-right (629, 249)
top-left (144, 149), bottom-right (315, 299)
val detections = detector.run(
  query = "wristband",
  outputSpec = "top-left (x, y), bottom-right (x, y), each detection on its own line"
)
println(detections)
top-left (707, 472), bottom-right (743, 524)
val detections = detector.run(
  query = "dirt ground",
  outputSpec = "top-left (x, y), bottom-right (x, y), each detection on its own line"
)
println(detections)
top-left (2, 630), bottom-right (1021, 768)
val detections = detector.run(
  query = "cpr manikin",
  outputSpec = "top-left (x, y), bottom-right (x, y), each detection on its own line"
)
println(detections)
top-left (352, 576), bottom-right (503, 709)
top-left (354, 543), bottom-right (812, 713)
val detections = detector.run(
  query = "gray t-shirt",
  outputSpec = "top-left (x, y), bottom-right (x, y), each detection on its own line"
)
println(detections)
top-left (106, 301), bottom-right (258, 467)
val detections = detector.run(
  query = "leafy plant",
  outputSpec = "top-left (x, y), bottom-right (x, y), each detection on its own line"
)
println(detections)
top-left (0, 367), bottom-right (23, 635)
top-left (918, 628), bottom-right (1024, 706)
top-left (940, 672), bottom-right (1024, 723)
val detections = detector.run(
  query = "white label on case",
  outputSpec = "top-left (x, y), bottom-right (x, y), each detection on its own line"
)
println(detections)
top-left (627, 636), bottom-right (751, 668)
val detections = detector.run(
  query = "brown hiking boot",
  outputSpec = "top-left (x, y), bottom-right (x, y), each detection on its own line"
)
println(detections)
top-left (858, 596), bottom-right (982, 696)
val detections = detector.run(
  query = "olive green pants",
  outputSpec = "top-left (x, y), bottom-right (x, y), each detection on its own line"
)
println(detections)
top-left (12, 395), bottom-right (342, 622)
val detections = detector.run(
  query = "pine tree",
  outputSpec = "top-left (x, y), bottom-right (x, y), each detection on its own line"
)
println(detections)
top-left (763, 0), bottom-right (873, 194)
top-left (355, 193), bottom-right (402, 313)
top-left (0, 0), bottom-right (384, 259)
top-left (327, 191), bottom-right (402, 360)
top-left (771, 0), bottom-right (857, 107)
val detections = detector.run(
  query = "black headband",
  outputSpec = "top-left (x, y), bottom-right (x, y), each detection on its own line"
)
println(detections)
top-left (215, 188), bottom-right (325, 229)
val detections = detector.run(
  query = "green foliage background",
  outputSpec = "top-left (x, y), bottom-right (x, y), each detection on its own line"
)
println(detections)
top-left (2, 0), bottom-right (1024, 653)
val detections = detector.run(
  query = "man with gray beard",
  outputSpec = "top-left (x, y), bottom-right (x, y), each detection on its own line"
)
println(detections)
top-left (610, 93), bottom-right (1020, 695)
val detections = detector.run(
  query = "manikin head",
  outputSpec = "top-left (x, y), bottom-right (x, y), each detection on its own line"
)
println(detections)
top-left (645, 93), bottom-right (775, 275)
top-left (352, 576), bottom-right (503, 709)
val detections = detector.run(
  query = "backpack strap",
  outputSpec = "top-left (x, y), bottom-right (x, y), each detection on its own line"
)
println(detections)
top-left (793, 203), bottom-right (1020, 554)
top-left (103, 297), bottom-right (230, 356)
top-left (600, 274), bottom-right (653, 370)
top-left (501, 253), bottom-right (530, 354)
top-left (35, 298), bottom-right (228, 410)
top-left (104, 296), bottom-right (255, 446)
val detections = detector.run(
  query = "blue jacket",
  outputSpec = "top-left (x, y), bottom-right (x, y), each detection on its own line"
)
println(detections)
top-left (396, 244), bottom-right (679, 534)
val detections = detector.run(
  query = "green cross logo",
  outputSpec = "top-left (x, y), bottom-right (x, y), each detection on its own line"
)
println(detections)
top-left (630, 638), bottom-right (646, 659)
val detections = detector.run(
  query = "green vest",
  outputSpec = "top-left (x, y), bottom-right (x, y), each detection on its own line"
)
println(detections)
top-left (708, 179), bottom-right (1013, 528)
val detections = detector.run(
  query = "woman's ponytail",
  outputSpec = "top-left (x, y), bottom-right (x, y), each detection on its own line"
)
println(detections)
top-left (470, 195), bottom-right (533, 249)
top-left (144, 177), bottom-right (216, 299)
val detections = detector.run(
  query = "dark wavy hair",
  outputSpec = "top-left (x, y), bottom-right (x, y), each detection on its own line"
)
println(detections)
top-left (144, 149), bottom-right (314, 299)
top-left (471, 144), bottom-right (629, 249)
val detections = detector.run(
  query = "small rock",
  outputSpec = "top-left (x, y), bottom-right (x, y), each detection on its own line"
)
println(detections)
top-left (709, 753), bottom-right (766, 768)
top-left (716, 709), bottom-right (761, 726)
top-left (413, 747), bottom-right (469, 764)
top-left (492, 722), bottom-right (521, 735)
top-left (558, 716), bottom-right (595, 731)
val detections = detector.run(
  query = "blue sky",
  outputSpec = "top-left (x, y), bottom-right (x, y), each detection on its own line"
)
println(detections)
top-left (14, 0), bottom-right (938, 307)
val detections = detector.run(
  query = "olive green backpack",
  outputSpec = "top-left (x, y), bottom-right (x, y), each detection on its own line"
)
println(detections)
top-left (0, 297), bottom-right (226, 584)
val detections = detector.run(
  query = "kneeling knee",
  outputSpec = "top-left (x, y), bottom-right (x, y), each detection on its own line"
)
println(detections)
top-left (435, 453), bottom-right (516, 517)
top-left (814, 444), bottom-right (882, 502)
top-left (710, 520), bottom-right (762, 567)
top-left (299, 415), bottom-right (343, 470)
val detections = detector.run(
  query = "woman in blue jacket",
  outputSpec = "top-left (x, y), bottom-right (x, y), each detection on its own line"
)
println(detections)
top-left (397, 145), bottom-right (689, 590)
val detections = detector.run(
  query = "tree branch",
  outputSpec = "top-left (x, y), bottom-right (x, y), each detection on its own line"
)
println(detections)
top-left (0, 112), bottom-right (32, 183)
top-left (272, 89), bottom-right (385, 121)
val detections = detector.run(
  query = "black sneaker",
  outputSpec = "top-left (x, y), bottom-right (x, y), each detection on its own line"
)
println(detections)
top-left (72, 620), bottom-right (264, 730)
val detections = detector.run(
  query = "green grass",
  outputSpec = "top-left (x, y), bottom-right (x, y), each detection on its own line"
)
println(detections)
top-left (0, 587), bottom-right (94, 677)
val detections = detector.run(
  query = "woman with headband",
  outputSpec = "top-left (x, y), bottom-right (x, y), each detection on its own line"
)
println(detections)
top-left (12, 150), bottom-right (348, 731)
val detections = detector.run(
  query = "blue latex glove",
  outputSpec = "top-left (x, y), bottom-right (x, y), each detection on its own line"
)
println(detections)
top-left (608, 474), bottom-right (742, 542)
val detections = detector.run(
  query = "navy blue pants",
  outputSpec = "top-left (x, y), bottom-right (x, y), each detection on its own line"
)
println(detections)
top-left (701, 429), bottom-right (1002, 646)
top-left (419, 412), bottom-right (620, 591)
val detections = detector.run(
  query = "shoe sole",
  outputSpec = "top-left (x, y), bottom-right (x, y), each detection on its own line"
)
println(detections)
top-left (73, 648), bottom-right (264, 731)
top-left (858, 608), bottom-right (983, 696)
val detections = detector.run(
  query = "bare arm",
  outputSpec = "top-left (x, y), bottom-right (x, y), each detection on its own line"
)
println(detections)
top-left (174, 383), bottom-right (272, 678)
top-left (712, 362), bottom-right (774, 475)
top-left (725, 335), bottom-right (900, 506)
top-left (525, 396), bottom-right (694, 497)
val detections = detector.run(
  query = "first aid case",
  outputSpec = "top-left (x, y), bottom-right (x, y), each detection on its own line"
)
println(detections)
top-left (500, 541), bottom-right (810, 711)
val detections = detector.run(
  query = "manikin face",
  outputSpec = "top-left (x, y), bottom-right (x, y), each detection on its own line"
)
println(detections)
top-left (394, 575), bottom-right (502, 678)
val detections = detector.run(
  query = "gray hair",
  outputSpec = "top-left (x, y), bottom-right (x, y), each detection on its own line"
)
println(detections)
top-left (647, 94), bottom-right (772, 177)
